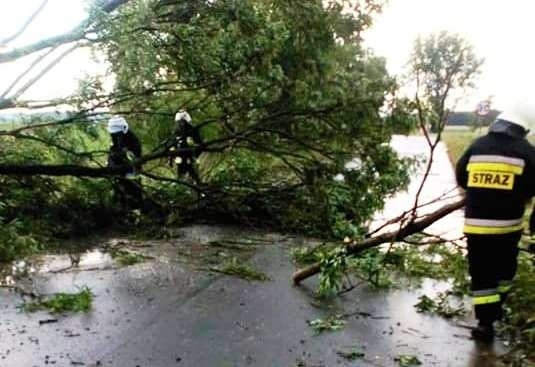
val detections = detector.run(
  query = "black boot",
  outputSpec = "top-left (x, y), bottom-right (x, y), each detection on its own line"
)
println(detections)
top-left (471, 322), bottom-right (495, 342)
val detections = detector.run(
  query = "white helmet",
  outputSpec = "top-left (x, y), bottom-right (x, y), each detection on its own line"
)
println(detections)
top-left (496, 100), bottom-right (535, 132)
top-left (107, 116), bottom-right (129, 134)
top-left (175, 110), bottom-right (192, 123)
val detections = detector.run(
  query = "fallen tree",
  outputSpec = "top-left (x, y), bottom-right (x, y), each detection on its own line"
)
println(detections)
top-left (1, 0), bottom-right (414, 240)
top-left (292, 198), bottom-right (466, 284)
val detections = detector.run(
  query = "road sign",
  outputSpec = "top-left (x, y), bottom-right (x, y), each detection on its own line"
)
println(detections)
top-left (476, 100), bottom-right (491, 116)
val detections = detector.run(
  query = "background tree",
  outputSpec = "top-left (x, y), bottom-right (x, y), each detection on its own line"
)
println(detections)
top-left (409, 31), bottom-right (483, 133)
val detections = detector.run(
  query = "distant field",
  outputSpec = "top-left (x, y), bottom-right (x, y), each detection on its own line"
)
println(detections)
top-left (442, 127), bottom-right (535, 166)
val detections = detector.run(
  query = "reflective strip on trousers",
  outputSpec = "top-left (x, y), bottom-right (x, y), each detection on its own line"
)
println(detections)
top-left (463, 218), bottom-right (523, 235)
top-left (472, 289), bottom-right (501, 305)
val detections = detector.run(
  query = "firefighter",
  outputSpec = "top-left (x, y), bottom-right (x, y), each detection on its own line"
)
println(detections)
top-left (455, 101), bottom-right (535, 342)
top-left (170, 110), bottom-right (203, 183)
top-left (107, 116), bottom-right (143, 210)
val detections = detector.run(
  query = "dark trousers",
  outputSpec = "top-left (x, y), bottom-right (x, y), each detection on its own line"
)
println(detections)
top-left (178, 158), bottom-right (200, 183)
top-left (113, 177), bottom-right (143, 210)
top-left (466, 232), bottom-right (520, 324)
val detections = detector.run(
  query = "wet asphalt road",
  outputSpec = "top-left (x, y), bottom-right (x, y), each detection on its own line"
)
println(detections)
top-left (0, 231), bottom-right (506, 367)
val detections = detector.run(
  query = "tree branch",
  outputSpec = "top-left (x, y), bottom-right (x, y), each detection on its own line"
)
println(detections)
top-left (0, 0), bottom-right (48, 47)
top-left (0, 0), bottom-right (129, 63)
top-left (292, 198), bottom-right (466, 284)
top-left (0, 164), bottom-right (126, 177)
top-left (1, 47), bottom-right (57, 99)
top-left (9, 43), bottom-right (82, 101)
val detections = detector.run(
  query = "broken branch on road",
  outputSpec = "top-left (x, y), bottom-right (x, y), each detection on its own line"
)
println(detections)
top-left (292, 198), bottom-right (466, 284)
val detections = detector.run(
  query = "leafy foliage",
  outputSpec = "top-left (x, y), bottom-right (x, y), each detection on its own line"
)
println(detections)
top-left (291, 244), bottom-right (342, 268)
top-left (307, 314), bottom-right (346, 334)
top-left (110, 248), bottom-right (149, 266)
top-left (316, 242), bottom-right (470, 296)
top-left (414, 292), bottom-right (467, 318)
top-left (88, 0), bottom-right (411, 237)
top-left (317, 246), bottom-right (348, 296)
top-left (0, 219), bottom-right (41, 262)
top-left (0, 0), bottom-right (412, 253)
top-left (24, 287), bottom-right (93, 314)
top-left (499, 252), bottom-right (535, 364)
top-left (336, 348), bottom-right (365, 360)
top-left (408, 32), bottom-right (483, 132)
top-left (211, 257), bottom-right (270, 282)
top-left (394, 354), bottom-right (422, 367)
top-left (348, 247), bottom-right (393, 288)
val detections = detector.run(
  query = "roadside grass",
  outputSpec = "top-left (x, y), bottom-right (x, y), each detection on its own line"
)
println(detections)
top-left (441, 128), bottom-right (484, 164)
top-left (442, 127), bottom-right (535, 165)
top-left (24, 287), bottom-right (93, 314)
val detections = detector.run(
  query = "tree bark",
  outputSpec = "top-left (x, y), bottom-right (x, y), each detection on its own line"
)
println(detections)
top-left (292, 198), bottom-right (466, 285)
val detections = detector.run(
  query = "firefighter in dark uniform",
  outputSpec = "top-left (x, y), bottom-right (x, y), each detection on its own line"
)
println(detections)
top-left (107, 116), bottom-right (143, 210)
top-left (455, 102), bottom-right (535, 342)
top-left (170, 110), bottom-right (203, 183)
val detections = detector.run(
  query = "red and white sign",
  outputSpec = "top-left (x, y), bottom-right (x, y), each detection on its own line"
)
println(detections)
top-left (476, 100), bottom-right (491, 116)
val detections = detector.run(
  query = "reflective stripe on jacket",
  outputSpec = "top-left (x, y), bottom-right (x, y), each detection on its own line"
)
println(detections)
top-left (455, 132), bottom-right (535, 235)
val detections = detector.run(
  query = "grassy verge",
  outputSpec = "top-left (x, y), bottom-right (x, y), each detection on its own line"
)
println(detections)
top-left (441, 128), bottom-right (484, 164)
top-left (442, 127), bottom-right (535, 165)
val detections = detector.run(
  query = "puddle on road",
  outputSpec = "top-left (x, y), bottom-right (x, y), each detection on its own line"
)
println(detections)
top-left (38, 250), bottom-right (115, 273)
top-left (0, 226), bottom-right (283, 287)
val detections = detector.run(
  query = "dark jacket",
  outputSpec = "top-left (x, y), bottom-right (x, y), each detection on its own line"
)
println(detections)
top-left (108, 131), bottom-right (142, 171)
top-left (456, 132), bottom-right (535, 234)
top-left (176, 121), bottom-right (202, 156)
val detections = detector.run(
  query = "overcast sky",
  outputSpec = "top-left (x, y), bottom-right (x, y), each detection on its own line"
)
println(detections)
top-left (365, 0), bottom-right (535, 111)
top-left (1, 0), bottom-right (534, 112)
top-left (0, 0), bottom-right (101, 107)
